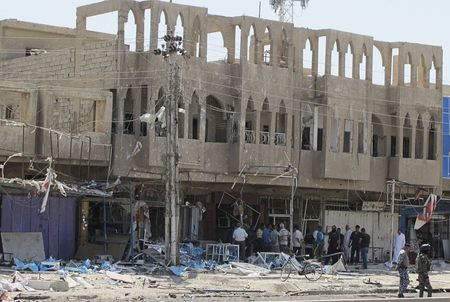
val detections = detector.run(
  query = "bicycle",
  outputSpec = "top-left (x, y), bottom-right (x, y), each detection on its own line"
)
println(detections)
top-left (280, 252), bottom-right (323, 282)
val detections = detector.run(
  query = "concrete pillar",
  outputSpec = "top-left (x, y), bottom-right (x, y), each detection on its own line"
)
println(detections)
top-left (240, 28), bottom-right (249, 63)
top-left (410, 123), bottom-right (416, 159)
top-left (272, 37), bottom-right (279, 67)
top-left (255, 110), bottom-right (261, 144)
top-left (385, 50), bottom-right (392, 86)
top-left (199, 100), bottom-right (206, 142)
top-left (311, 41), bottom-right (318, 77)
top-left (365, 53), bottom-right (372, 82)
top-left (397, 116), bottom-right (403, 157)
top-left (338, 51), bottom-right (346, 77)
top-left (423, 124), bottom-right (429, 160)
top-left (117, 88), bottom-right (127, 135)
top-left (183, 105), bottom-right (189, 139)
top-left (286, 112), bottom-right (292, 149)
top-left (118, 10), bottom-right (128, 45)
top-left (353, 54), bottom-right (360, 79)
top-left (325, 41), bottom-right (332, 75)
top-left (398, 60), bottom-right (405, 86)
top-left (150, 9), bottom-right (160, 51)
top-left (135, 11), bottom-right (145, 52)
top-left (423, 67), bottom-right (430, 88)
top-left (411, 65), bottom-right (418, 87)
top-left (269, 111), bottom-right (276, 145)
top-left (436, 67), bottom-right (443, 90)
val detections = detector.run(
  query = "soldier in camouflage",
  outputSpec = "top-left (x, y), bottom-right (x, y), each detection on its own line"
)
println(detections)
top-left (397, 243), bottom-right (411, 298)
top-left (416, 244), bottom-right (432, 298)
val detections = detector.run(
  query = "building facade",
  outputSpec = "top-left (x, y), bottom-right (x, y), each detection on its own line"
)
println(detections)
top-left (0, 0), bottom-right (443, 260)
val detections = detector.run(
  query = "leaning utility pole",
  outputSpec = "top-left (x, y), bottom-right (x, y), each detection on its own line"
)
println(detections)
top-left (154, 32), bottom-right (186, 265)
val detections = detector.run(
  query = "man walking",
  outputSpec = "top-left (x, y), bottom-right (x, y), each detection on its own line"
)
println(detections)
top-left (350, 225), bottom-right (361, 264)
top-left (325, 226), bottom-right (339, 265)
top-left (292, 225), bottom-right (304, 255)
top-left (344, 225), bottom-right (352, 262)
top-left (315, 226), bottom-right (325, 258)
top-left (397, 243), bottom-right (411, 298)
top-left (393, 229), bottom-right (406, 264)
top-left (416, 244), bottom-right (432, 298)
top-left (270, 224), bottom-right (280, 252)
top-left (279, 223), bottom-right (290, 253)
top-left (232, 223), bottom-right (248, 261)
top-left (360, 228), bottom-right (370, 269)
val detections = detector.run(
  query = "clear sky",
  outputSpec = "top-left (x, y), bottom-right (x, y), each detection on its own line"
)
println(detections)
top-left (0, 0), bottom-right (447, 82)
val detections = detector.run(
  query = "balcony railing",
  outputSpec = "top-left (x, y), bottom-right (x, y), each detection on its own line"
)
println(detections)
top-left (275, 132), bottom-right (286, 146)
top-left (245, 130), bottom-right (256, 144)
top-left (260, 131), bottom-right (270, 145)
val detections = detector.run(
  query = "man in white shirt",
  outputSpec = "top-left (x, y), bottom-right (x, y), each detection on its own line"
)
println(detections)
top-left (232, 223), bottom-right (248, 260)
top-left (293, 225), bottom-right (304, 255)
top-left (393, 229), bottom-right (406, 264)
top-left (279, 223), bottom-right (290, 253)
top-left (344, 224), bottom-right (352, 262)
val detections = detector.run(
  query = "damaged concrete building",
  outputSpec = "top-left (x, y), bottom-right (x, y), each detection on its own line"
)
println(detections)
top-left (0, 0), bottom-right (443, 261)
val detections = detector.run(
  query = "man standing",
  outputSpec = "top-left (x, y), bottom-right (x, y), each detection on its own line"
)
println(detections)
top-left (279, 223), bottom-right (290, 253)
top-left (325, 225), bottom-right (339, 265)
top-left (304, 229), bottom-right (314, 258)
top-left (292, 225), bottom-right (304, 255)
top-left (393, 229), bottom-right (406, 264)
top-left (262, 223), bottom-right (272, 252)
top-left (315, 226), bottom-right (325, 258)
top-left (397, 243), bottom-right (411, 298)
top-left (232, 223), bottom-right (248, 261)
top-left (270, 225), bottom-right (280, 253)
top-left (360, 228), bottom-right (370, 269)
top-left (255, 223), bottom-right (264, 253)
top-left (344, 225), bottom-right (352, 262)
top-left (350, 225), bottom-right (361, 264)
top-left (416, 244), bottom-right (432, 298)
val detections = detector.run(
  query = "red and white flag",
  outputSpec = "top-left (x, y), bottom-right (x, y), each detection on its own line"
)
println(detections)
top-left (414, 194), bottom-right (437, 230)
top-left (39, 168), bottom-right (54, 213)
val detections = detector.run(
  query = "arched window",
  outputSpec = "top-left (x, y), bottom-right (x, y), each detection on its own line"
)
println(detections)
top-left (205, 95), bottom-right (227, 142)
top-left (124, 87), bottom-right (134, 134)
top-left (260, 98), bottom-right (271, 144)
top-left (279, 28), bottom-right (288, 68)
top-left (263, 27), bottom-right (272, 65)
top-left (372, 115), bottom-right (385, 157)
top-left (372, 46), bottom-right (385, 85)
top-left (248, 25), bottom-right (257, 64)
top-left (125, 10), bottom-right (137, 51)
top-left (303, 38), bottom-right (313, 76)
top-left (415, 115), bottom-right (424, 159)
top-left (317, 36), bottom-right (326, 76)
top-left (158, 10), bottom-right (168, 37)
top-left (404, 52), bottom-right (412, 85)
top-left (402, 114), bottom-right (412, 158)
top-left (301, 104), bottom-right (314, 150)
top-left (275, 100), bottom-right (287, 146)
top-left (345, 43), bottom-right (353, 78)
top-left (235, 25), bottom-right (241, 61)
top-left (428, 117), bottom-right (436, 160)
top-left (207, 29), bottom-right (227, 62)
top-left (192, 16), bottom-right (201, 58)
top-left (331, 40), bottom-right (339, 76)
top-left (430, 57), bottom-right (437, 88)
top-left (360, 44), bottom-right (368, 80)
top-left (245, 98), bottom-right (256, 143)
top-left (189, 92), bottom-right (200, 139)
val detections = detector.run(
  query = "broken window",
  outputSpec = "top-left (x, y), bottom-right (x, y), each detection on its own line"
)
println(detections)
top-left (301, 104), bottom-right (314, 150)
top-left (302, 127), bottom-right (311, 150)
top-left (343, 120), bottom-right (353, 153)
top-left (124, 88), bottom-right (134, 134)
top-left (5, 105), bottom-right (14, 120)
top-left (415, 115), bottom-right (424, 159)
top-left (403, 137), bottom-right (410, 158)
top-left (317, 128), bottom-right (323, 151)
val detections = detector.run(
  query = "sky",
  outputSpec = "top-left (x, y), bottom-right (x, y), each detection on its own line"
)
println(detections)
top-left (0, 0), bottom-right (448, 83)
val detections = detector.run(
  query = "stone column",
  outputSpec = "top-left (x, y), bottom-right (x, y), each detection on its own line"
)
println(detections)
top-left (199, 99), bottom-right (207, 142)
top-left (311, 41), bottom-right (319, 77)
top-left (135, 11), bottom-right (145, 52)
top-left (411, 65), bottom-right (418, 87)
top-left (117, 88), bottom-right (127, 135)
top-left (269, 111), bottom-right (276, 145)
top-left (436, 67), bottom-right (443, 90)
top-left (423, 124), bottom-right (429, 160)
top-left (150, 9), bottom-right (161, 51)
top-left (353, 54), bottom-right (360, 79)
top-left (240, 28), bottom-right (249, 63)
top-left (183, 105), bottom-right (189, 139)
top-left (286, 113), bottom-right (292, 149)
top-left (255, 110), bottom-right (261, 144)
top-left (338, 51), bottom-right (346, 77)
top-left (325, 40), bottom-right (332, 75)
top-left (410, 123), bottom-right (416, 159)
top-left (423, 67), bottom-right (430, 88)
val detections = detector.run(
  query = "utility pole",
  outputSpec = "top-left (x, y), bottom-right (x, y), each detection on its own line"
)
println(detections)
top-left (270, 0), bottom-right (310, 23)
top-left (388, 179), bottom-right (396, 264)
top-left (154, 32), bottom-right (186, 266)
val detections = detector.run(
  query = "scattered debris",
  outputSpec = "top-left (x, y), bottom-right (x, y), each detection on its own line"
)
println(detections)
top-left (105, 271), bottom-right (135, 284)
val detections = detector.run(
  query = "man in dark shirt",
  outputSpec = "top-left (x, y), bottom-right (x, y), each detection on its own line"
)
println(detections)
top-left (360, 227), bottom-right (370, 269)
top-left (325, 225), bottom-right (339, 265)
top-left (349, 225), bottom-right (361, 264)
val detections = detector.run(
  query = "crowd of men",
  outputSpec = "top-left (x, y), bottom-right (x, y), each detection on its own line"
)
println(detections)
top-left (231, 223), bottom-right (371, 268)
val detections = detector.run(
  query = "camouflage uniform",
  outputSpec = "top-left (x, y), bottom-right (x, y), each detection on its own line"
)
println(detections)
top-left (416, 253), bottom-right (432, 297)
top-left (397, 250), bottom-right (410, 297)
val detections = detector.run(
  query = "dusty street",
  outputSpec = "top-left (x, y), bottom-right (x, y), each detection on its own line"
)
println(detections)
top-left (8, 265), bottom-right (450, 301)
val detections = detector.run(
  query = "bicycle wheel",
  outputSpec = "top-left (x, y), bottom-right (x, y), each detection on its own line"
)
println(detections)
top-left (304, 263), bottom-right (323, 281)
top-left (280, 261), bottom-right (296, 282)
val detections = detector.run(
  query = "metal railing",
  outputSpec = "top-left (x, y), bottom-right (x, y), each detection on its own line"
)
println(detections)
top-left (245, 130), bottom-right (256, 144)
top-left (275, 132), bottom-right (286, 146)
top-left (260, 131), bottom-right (270, 145)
